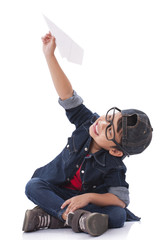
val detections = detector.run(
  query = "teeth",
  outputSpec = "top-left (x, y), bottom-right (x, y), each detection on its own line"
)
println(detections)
top-left (95, 125), bottom-right (99, 135)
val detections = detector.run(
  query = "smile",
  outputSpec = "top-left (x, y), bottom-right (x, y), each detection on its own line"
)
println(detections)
top-left (93, 122), bottom-right (99, 136)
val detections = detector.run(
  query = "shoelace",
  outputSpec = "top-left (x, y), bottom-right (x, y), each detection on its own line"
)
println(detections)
top-left (38, 215), bottom-right (51, 229)
top-left (79, 215), bottom-right (86, 231)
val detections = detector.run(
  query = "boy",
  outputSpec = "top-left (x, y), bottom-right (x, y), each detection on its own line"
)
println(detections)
top-left (22, 32), bottom-right (153, 236)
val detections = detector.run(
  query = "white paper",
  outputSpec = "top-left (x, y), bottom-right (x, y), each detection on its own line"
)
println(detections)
top-left (43, 15), bottom-right (84, 65)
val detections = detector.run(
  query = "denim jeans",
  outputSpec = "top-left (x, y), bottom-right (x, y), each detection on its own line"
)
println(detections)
top-left (25, 178), bottom-right (126, 229)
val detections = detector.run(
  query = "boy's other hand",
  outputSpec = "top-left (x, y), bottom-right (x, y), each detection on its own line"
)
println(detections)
top-left (61, 194), bottom-right (90, 215)
top-left (41, 32), bottom-right (56, 58)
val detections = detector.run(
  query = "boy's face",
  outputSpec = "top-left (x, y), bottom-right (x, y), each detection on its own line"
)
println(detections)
top-left (89, 112), bottom-right (123, 157)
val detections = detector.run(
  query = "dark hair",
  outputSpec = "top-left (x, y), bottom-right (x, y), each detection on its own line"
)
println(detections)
top-left (117, 117), bottom-right (122, 135)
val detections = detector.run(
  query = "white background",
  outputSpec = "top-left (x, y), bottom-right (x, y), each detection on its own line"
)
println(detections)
top-left (0, 0), bottom-right (160, 239)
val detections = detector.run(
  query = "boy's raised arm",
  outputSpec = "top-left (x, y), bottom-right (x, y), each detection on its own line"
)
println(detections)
top-left (42, 32), bottom-right (73, 100)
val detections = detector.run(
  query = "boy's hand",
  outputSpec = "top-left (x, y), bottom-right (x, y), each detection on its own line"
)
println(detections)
top-left (41, 32), bottom-right (56, 58)
top-left (61, 194), bottom-right (91, 215)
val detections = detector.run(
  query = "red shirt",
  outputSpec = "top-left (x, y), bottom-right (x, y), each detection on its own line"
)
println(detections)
top-left (64, 154), bottom-right (91, 191)
top-left (65, 164), bottom-right (82, 191)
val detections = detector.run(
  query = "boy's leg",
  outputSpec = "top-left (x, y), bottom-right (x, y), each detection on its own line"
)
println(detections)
top-left (25, 178), bottom-right (68, 220)
top-left (23, 177), bottom-right (76, 232)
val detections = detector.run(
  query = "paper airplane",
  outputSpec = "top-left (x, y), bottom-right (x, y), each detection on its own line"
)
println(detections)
top-left (43, 15), bottom-right (84, 65)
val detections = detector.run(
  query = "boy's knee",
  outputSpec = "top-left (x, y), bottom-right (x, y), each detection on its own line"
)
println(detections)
top-left (25, 178), bottom-right (43, 198)
top-left (109, 207), bottom-right (126, 229)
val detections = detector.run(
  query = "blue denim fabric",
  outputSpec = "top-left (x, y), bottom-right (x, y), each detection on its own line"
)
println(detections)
top-left (27, 102), bottom-right (140, 223)
top-left (25, 178), bottom-right (75, 222)
top-left (32, 104), bottom-right (128, 194)
top-left (25, 178), bottom-right (130, 228)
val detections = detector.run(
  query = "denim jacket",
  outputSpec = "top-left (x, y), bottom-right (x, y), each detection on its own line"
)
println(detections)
top-left (32, 91), bottom-right (140, 221)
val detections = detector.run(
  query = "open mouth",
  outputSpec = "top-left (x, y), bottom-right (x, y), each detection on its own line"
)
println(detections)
top-left (93, 122), bottom-right (99, 136)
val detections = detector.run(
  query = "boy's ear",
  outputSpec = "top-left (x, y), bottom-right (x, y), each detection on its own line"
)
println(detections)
top-left (109, 148), bottom-right (123, 157)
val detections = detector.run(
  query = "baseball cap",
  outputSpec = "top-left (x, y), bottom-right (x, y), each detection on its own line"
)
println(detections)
top-left (121, 109), bottom-right (153, 156)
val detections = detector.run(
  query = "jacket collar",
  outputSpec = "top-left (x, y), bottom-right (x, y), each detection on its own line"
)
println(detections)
top-left (93, 149), bottom-right (107, 167)
top-left (93, 148), bottom-right (123, 167)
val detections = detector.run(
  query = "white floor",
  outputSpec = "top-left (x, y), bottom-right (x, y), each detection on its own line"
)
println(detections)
top-left (21, 223), bottom-right (136, 240)
top-left (7, 221), bottom-right (159, 240)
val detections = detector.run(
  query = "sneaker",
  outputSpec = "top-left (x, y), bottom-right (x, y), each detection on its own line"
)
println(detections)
top-left (22, 206), bottom-right (65, 232)
top-left (66, 209), bottom-right (108, 236)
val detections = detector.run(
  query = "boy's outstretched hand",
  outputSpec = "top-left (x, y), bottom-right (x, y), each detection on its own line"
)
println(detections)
top-left (41, 32), bottom-right (56, 58)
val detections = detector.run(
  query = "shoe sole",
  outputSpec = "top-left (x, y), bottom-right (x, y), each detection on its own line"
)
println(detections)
top-left (85, 213), bottom-right (108, 236)
top-left (22, 210), bottom-right (35, 232)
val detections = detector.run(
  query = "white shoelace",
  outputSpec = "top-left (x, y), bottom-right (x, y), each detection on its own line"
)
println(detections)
top-left (79, 215), bottom-right (86, 231)
top-left (38, 215), bottom-right (51, 229)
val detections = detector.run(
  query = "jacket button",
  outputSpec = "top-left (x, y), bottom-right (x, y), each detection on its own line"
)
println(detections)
top-left (67, 145), bottom-right (69, 148)
top-left (81, 170), bottom-right (85, 174)
top-left (93, 185), bottom-right (96, 189)
top-left (67, 178), bottom-right (70, 181)
top-left (84, 147), bottom-right (88, 151)
top-left (76, 164), bottom-right (79, 168)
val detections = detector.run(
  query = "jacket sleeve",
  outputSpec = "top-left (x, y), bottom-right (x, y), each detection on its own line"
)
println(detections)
top-left (103, 160), bottom-right (130, 206)
top-left (58, 90), bottom-right (95, 128)
top-left (58, 90), bottom-right (83, 109)
top-left (108, 186), bottom-right (130, 207)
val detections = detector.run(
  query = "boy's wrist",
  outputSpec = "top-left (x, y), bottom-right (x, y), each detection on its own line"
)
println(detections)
top-left (86, 193), bottom-right (94, 204)
top-left (45, 53), bottom-right (56, 61)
